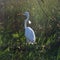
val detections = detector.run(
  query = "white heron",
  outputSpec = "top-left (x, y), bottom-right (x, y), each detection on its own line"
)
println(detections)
top-left (23, 12), bottom-right (36, 44)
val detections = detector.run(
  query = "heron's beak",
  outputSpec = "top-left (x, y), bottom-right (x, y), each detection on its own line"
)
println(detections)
top-left (23, 14), bottom-right (25, 16)
top-left (17, 13), bottom-right (23, 16)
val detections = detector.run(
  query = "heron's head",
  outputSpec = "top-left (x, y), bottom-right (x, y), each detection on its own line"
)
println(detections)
top-left (23, 12), bottom-right (29, 19)
top-left (23, 12), bottom-right (31, 24)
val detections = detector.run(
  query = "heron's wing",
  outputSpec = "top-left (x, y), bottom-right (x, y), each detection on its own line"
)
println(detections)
top-left (25, 27), bottom-right (36, 41)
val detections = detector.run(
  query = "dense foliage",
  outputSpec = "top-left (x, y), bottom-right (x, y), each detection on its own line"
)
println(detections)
top-left (0, 0), bottom-right (60, 60)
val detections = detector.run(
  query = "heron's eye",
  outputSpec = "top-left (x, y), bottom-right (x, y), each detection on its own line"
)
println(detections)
top-left (28, 20), bottom-right (31, 24)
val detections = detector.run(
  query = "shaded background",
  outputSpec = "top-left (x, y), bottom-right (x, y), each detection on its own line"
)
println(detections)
top-left (0, 0), bottom-right (60, 60)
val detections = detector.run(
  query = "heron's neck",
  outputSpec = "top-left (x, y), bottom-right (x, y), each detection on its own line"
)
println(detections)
top-left (25, 17), bottom-right (29, 28)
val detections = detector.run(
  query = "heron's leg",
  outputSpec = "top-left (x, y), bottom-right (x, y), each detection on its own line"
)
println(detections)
top-left (26, 39), bottom-right (32, 45)
top-left (30, 40), bottom-right (37, 45)
top-left (26, 39), bottom-right (29, 43)
top-left (26, 39), bottom-right (29, 45)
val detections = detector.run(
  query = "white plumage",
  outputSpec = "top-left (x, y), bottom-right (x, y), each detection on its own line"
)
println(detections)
top-left (23, 12), bottom-right (36, 44)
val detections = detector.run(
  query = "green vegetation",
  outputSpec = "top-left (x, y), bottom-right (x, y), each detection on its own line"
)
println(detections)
top-left (0, 0), bottom-right (60, 60)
